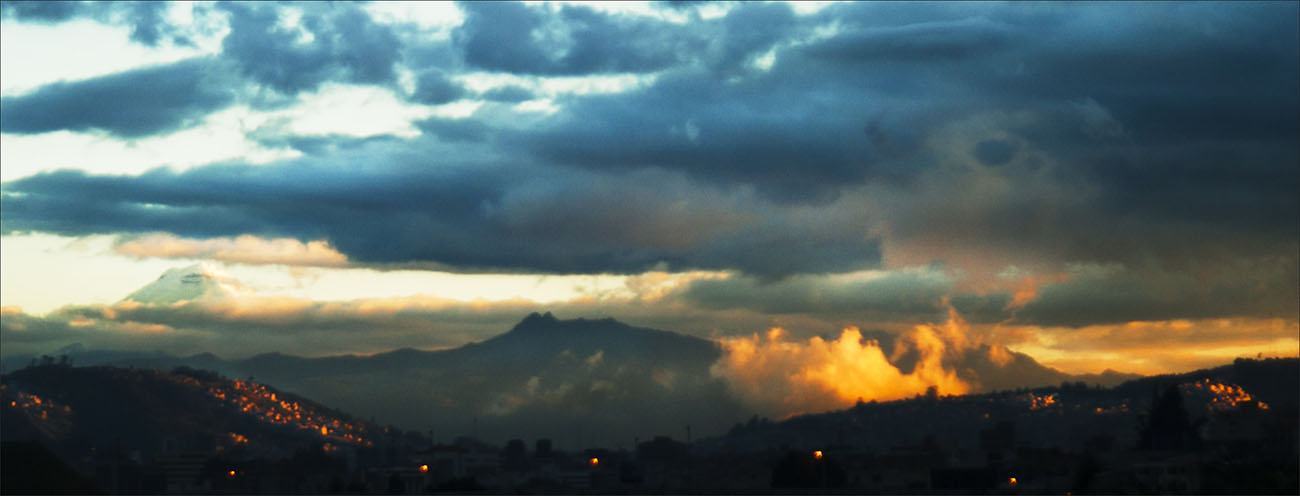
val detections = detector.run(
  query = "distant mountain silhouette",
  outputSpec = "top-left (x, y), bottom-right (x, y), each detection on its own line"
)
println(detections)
top-left (85, 313), bottom-right (746, 446)
top-left (5, 311), bottom-right (1152, 443)
top-left (952, 345), bottom-right (1141, 392)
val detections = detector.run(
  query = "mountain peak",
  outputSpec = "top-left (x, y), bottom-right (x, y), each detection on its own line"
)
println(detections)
top-left (506, 312), bottom-right (636, 335)
top-left (511, 311), bottom-right (559, 331)
top-left (121, 263), bottom-right (248, 305)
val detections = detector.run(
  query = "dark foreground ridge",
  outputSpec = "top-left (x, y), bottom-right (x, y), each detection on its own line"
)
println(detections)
top-left (3, 356), bottom-right (1295, 494)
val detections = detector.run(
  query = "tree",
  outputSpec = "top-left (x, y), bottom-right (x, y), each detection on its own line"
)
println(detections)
top-left (1137, 385), bottom-right (1199, 451)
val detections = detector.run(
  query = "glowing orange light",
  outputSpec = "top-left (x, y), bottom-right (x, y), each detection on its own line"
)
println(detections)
top-left (589, 457), bottom-right (599, 467)
top-left (1008, 477), bottom-right (1017, 486)
top-left (419, 464), bottom-right (429, 473)
top-left (814, 450), bottom-right (823, 460)
top-left (320, 426), bottom-right (328, 436)
top-left (228, 470), bottom-right (237, 478)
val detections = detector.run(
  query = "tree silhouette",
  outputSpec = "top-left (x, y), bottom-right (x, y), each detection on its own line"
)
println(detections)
top-left (1137, 385), bottom-right (1199, 451)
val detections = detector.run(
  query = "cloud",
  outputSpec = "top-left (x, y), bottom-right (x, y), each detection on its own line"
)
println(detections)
top-left (478, 85), bottom-right (534, 103)
top-left (1013, 318), bottom-right (1300, 375)
top-left (409, 68), bottom-right (466, 105)
top-left (0, 57), bottom-right (237, 138)
top-left (118, 2), bottom-right (189, 46)
top-left (512, 66), bottom-right (894, 202)
top-left (1, 1), bottom-right (89, 22)
top-left (216, 2), bottom-right (402, 95)
top-left (0, 149), bottom-right (885, 278)
top-left (1, 2), bottom-right (1296, 332)
top-left (712, 318), bottom-right (971, 418)
top-left (802, 16), bottom-right (1014, 62)
top-left (0, 1), bottom-right (191, 46)
top-left (112, 233), bottom-right (349, 267)
top-left (1012, 260), bottom-right (1300, 327)
top-left (682, 268), bottom-right (952, 321)
top-left (454, 1), bottom-right (690, 75)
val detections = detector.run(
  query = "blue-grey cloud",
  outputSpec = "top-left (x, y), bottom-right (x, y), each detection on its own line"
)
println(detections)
top-left (0, 1), bottom-right (191, 46)
top-left (479, 85), bottom-right (534, 103)
top-left (0, 141), bottom-right (880, 278)
top-left (217, 2), bottom-right (402, 95)
top-left (0, 57), bottom-right (237, 138)
top-left (454, 1), bottom-right (693, 75)
top-left (0, 0), bottom-right (89, 22)
top-left (414, 117), bottom-right (491, 143)
top-left (409, 69), bottom-right (465, 105)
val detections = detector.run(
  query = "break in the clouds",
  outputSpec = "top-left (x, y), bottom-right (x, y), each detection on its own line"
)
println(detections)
top-left (1, 1), bottom-right (1297, 370)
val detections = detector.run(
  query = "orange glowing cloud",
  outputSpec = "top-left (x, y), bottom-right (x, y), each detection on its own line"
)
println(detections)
top-left (712, 312), bottom-right (971, 418)
top-left (114, 233), bottom-right (348, 267)
top-left (1008, 318), bottom-right (1300, 375)
top-left (1004, 271), bottom-right (1071, 310)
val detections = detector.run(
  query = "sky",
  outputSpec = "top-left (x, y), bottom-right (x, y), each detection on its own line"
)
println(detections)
top-left (1, 1), bottom-right (1297, 377)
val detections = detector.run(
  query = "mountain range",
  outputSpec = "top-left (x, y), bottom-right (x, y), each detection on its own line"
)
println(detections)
top-left (3, 264), bottom-right (1140, 444)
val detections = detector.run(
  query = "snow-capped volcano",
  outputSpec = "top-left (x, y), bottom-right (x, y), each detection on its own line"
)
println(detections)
top-left (121, 263), bottom-right (249, 304)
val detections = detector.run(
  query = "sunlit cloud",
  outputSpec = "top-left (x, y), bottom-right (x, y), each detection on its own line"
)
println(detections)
top-left (114, 233), bottom-right (349, 267)
top-left (712, 311), bottom-right (973, 418)
top-left (1009, 318), bottom-right (1300, 375)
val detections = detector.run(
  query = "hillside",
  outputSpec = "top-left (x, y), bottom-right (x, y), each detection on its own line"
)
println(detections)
top-left (702, 357), bottom-right (1298, 454)
top-left (2, 364), bottom-right (378, 461)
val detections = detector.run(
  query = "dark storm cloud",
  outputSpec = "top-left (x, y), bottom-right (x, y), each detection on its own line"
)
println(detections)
top-left (0, 57), bottom-right (237, 138)
top-left (682, 270), bottom-right (952, 321)
top-left (1013, 260), bottom-right (1300, 327)
top-left (803, 16), bottom-right (1014, 62)
top-left (706, 1), bottom-right (798, 74)
top-left (409, 69), bottom-right (466, 105)
top-left (454, 1), bottom-right (692, 75)
top-left (216, 2), bottom-right (402, 95)
top-left (518, 69), bottom-right (883, 203)
top-left (0, 141), bottom-right (880, 277)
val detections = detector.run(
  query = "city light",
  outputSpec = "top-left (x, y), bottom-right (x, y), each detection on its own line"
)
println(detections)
top-left (419, 464), bottom-right (429, 473)
top-left (589, 457), bottom-right (599, 467)
top-left (814, 450), bottom-right (823, 460)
